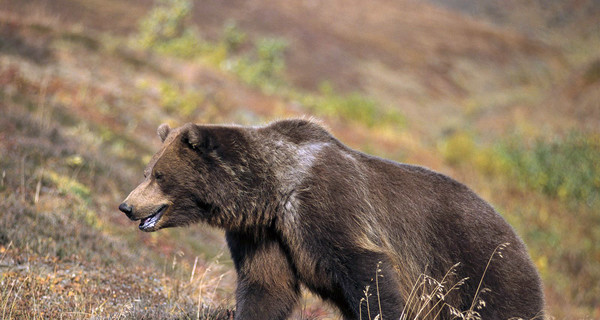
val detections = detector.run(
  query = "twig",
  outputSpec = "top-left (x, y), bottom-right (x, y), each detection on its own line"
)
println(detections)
top-left (34, 167), bottom-right (44, 204)
top-left (190, 256), bottom-right (199, 283)
top-left (38, 73), bottom-right (49, 131)
top-left (20, 155), bottom-right (26, 202)
top-left (0, 241), bottom-right (12, 263)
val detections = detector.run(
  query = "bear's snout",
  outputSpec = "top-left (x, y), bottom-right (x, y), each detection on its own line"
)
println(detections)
top-left (119, 202), bottom-right (135, 220)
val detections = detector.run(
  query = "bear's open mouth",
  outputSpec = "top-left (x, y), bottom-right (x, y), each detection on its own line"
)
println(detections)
top-left (139, 204), bottom-right (168, 231)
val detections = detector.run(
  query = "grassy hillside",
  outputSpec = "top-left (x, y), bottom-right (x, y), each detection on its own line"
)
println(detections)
top-left (1, 1), bottom-right (599, 319)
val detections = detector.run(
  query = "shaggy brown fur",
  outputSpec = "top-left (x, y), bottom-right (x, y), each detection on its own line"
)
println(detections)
top-left (120, 119), bottom-right (544, 320)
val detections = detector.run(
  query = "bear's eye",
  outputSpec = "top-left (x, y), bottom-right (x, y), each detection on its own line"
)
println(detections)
top-left (154, 171), bottom-right (164, 180)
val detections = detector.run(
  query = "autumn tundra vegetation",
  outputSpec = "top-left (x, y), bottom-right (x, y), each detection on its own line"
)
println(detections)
top-left (1, 0), bottom-right (599, 319)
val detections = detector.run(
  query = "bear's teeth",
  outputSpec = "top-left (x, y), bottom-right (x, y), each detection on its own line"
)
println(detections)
top-left (138, 205), bottom-right (167, 231)
top-left (139, 216), bottom-right (154, 230)
top-left (142, 217), bottom-right (155, 227)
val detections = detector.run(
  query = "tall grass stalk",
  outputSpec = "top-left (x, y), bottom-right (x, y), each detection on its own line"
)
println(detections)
top-left (196, 263), bottom-right (213, 320)
top-left (359, 297), bottom-right (363, 320)
top-left (375, 261), bottom-right (383, 320)
top-left (468, 243), bottom-right (510, 313)
top-left (364, 285), bottom-right (372, 320)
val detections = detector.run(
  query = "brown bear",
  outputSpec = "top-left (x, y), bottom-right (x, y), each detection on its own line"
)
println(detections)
top-left (119, 119), bottom-right (544, 320)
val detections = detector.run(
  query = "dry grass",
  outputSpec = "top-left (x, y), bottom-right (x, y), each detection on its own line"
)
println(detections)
top-left (358, 243), bottom-right (547, 320)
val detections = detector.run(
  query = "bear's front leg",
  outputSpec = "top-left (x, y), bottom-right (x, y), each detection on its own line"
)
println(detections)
top-left (226, 230), bottom-right (300, 320)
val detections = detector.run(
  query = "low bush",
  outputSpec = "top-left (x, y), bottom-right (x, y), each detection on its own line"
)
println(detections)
top-left (496, 132), bottom-right (600, 206)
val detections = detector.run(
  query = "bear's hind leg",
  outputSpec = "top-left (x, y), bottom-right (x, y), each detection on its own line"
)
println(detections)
top-left (327, 253), bottom-right (404, 320)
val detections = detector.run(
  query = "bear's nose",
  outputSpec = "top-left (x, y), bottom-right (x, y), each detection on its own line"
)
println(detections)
top-left (119, 202), bottom-right (134, 218)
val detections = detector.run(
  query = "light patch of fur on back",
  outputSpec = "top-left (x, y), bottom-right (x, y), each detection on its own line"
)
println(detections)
top-left (295, 142), bottom-right (326, 173)
top-left (275, 141), bottom-right (328, 230)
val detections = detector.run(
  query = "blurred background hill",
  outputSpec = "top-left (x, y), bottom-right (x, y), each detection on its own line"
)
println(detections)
top-left (1, 0), bottom-right (598, 318)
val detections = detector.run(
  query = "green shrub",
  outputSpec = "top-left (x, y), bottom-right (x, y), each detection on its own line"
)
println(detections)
top-left (443, 131), bottom-right (600, 206)
top-left (138, 0), bottom-right (192, 49)
top-left (137, 0), bottom-right (208, 59)
top-left (439, 131), bottom-right (476, 166)
top-left (499, 133), bottom-right (600, 206)
top-left (296, 81), bottom-right (404, 128)
top-left (158, 81), bottom-right (204, 117)
top-left (45, 170), bottom-right (91, 203)
top-left (222, 21), bottom-right (247, 54)
top-left (153, 30), bottom-right (204, 58)
top-left (229, 37), bottom-right (288, 92)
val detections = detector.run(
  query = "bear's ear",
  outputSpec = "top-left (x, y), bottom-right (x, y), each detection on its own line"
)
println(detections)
top-left (157, 123), bottom-right (171, 143)
top-left (181, 123), bottom-right (217, 152)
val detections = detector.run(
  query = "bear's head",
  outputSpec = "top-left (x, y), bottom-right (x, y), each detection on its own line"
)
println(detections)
top-left (119, 123), bottom-right (271, 232)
